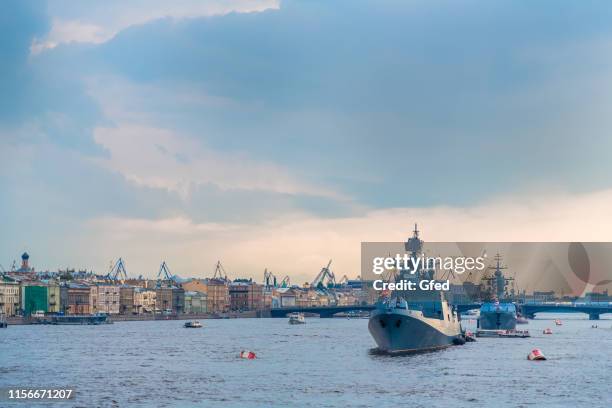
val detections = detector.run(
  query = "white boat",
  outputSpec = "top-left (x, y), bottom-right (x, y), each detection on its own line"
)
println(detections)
top-left (184, 320), bottom-right (203, 328)
top-left (288, 312), bottom-right (305, 324)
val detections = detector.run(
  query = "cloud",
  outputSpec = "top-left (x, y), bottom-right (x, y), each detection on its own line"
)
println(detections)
top-left (92, 124), bottom-right (346, 200)
top-left (31, 0), bottom-right (279, 53)
top-left (81, 188), bottom-right (612, 290)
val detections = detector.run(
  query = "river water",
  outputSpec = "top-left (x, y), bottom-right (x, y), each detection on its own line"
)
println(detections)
top-left (1, 313), bottom-right (610, 407)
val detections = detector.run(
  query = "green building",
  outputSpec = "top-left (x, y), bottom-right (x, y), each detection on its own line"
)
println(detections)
top-left (21, 285), bottom-right (48, 316)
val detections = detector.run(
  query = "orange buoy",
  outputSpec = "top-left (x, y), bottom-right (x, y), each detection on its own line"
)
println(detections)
top-left (240, 350), bottom-right (256, 360)
top-left (543, 328), bottom-right (553, 335)
top-left (527, 348), bottom-right (546, 360)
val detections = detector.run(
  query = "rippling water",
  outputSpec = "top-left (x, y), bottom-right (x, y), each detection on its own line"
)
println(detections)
top-left (1, 314), bottom-right (611, 407)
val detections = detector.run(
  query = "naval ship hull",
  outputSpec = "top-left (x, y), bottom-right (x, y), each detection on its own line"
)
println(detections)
top-left (478, 311), bottom-right (516, 330)
top-left (368, 309), bottom-right (461, 354)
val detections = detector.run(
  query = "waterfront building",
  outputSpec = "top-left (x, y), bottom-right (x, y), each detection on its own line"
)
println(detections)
top-left (336, 292), bottom-right (358, 306)
top-left (263, 288), bottom-right (273, 309)
top-left (294, 288), bottom-right (331, 307)
top-left (524, 291), bottom-right (557, 303)
top-left (155, 286), bottom-right (185, 314)
top-left (584, 290), bottom-right (611, 303)
top-left (134, 288), bottom-right (156, 314)
top-left (90, 284), bottom-right (120, 314)
top-left (199, 278), bottom-right (230, 313)
top-left (21, 284), bottom-right (48, 316)
top-left (66, 284), bottom-right (91, 314)
top-left (182, 278), bottom-right (208, 293)
top-left (184, 291), bottom-right (207, 314)
top-left (119, 286), bottom-right (135, 315)
top-left (47, 283), bottom-right (61, 314)
top-left (229, 279), bottom-right (265, 311)
top-left (0, 277), bottom-right (20, 316)
top-left (277, 287), bottom-right (297, 307)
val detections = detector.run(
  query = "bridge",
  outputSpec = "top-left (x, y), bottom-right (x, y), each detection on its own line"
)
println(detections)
top-left (270, 302), bottom-right (612, 320)
top-left (521, 303), bottom-right (612, 320)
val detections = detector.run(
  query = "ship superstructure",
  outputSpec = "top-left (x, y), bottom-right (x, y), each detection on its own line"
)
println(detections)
top-left (478, 254), bottom-right (517, 331)
top-left (368, 225), bottom-right (462, 353)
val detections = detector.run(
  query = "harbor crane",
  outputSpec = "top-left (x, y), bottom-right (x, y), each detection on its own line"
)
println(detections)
top-left (107, 258), bottom-right (128, 281)
top-left (311, 259), bottom-right (335, 290)
top-left (279, 275), bottom-right (290, 288)
top-left (156, 261), bottom-right (175, 287)
top-left (263, 268), bottom-right (278, 288)
top-left (213, 261), bottom-right (228, 280)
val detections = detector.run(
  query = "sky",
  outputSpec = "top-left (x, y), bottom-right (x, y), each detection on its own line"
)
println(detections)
top-left (3, 0), bottom-right (612, 288)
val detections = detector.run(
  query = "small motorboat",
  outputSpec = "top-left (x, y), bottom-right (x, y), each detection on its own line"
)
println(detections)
top-left (527, 348), bottom-right (547, 361)
top-left (543, 328), bottom-right (553, 335)
top-left (184, 321), bottom-right (203, 328)
top-left (554, 319), bottom-right (563, 326)
top-left (498, 329), bottom-right (531, 338)
top-left (288, 312), bottom-right (305, 325)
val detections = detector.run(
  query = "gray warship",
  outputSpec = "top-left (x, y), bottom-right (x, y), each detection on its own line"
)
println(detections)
top-left (368, 226), bottom-right (462, 354)
top-left (478, 254), bottom-right (517, 331)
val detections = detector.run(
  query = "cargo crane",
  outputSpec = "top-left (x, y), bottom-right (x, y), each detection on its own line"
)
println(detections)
top-left (107, 258), bottom-right (128, 281)
top-left (156, 261), bottom-right (175, 288)
top-left (213, 261), bottom-right (228, 281)
top-left (310, 260), bottom-right (339, 304)
top-left (279, 275), bottom-right (290, 288)
top-left (311, 259), bottom-right (335, 290)
top-left (263, 268), bottom-right (278, 288)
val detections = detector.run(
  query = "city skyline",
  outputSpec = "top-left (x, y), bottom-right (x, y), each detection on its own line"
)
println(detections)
top-left (4, 1), bottom-right (612, 284)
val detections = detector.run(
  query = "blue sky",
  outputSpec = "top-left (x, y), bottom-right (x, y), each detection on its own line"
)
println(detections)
top-left (3, 0), bottom-right (612, 283)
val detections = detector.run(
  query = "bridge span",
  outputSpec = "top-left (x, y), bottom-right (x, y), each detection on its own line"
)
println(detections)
top-left (521, 303), bottom-right (612, 320)
top-left (270, 302), bottom-right (612, 320)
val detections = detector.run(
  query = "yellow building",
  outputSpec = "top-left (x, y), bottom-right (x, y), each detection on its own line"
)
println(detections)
top-left (134, 288), bottom-right (156, 313)
top-left (47, 284), bottom-right (61, 314)
top-left (90, 284), bottom-right (120, 314)
top-left (0, 279), bottom-right (20, 316)
top-left (182, 278), bottom-right (229, 313)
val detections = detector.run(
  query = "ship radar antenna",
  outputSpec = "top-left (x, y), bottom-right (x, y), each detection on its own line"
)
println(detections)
top-left (405, 222), bottom-right (423, 256)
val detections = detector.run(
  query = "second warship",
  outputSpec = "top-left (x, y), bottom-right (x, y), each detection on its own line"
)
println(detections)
top-left (478, 254), bottom-right (517, 331)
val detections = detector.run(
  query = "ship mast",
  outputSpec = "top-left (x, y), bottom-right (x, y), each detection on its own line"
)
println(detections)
top-left (484, 253), bottom-right (513, 301)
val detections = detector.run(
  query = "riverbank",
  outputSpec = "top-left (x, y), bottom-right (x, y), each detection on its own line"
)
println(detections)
top-left (5, 310), bottom-right (268, 325)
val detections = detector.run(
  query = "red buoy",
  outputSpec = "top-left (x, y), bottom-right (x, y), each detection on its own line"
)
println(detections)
top-left (527, 348), bottom-right (546, 360)
top-left (240, 350), bottom-right (256, 359)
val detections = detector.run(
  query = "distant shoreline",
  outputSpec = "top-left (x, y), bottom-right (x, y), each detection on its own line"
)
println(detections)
top-left (5, 310), bottom-right (266, 325)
